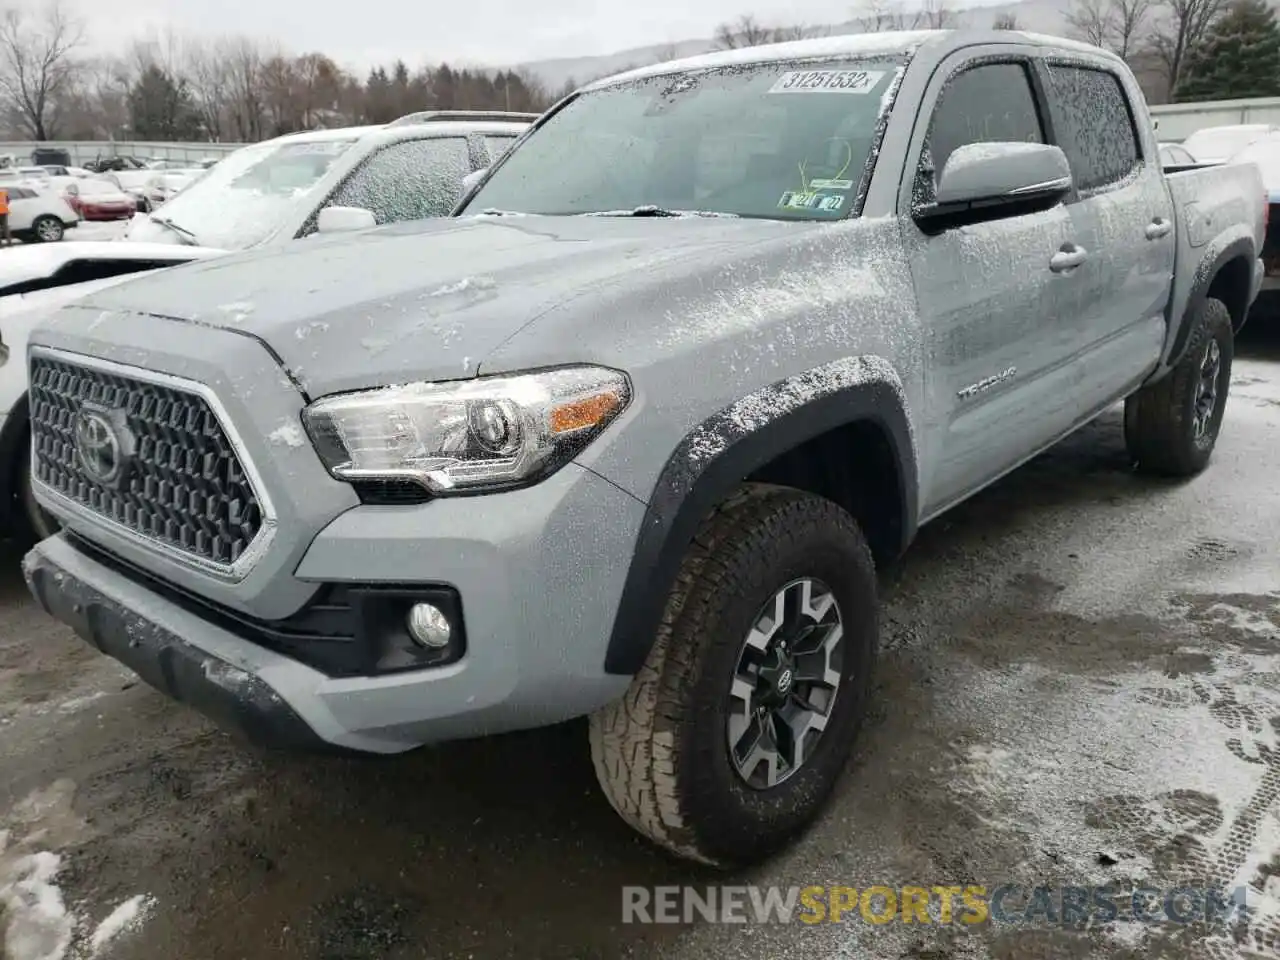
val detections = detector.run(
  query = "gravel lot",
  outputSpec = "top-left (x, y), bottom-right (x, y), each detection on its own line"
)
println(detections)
top-left (2, 307), bottom-right (1280, 960)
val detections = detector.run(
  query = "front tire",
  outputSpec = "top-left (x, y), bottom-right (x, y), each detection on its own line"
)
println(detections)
top-left (1124, 296), bottom-right (1233, 477)
top-left (17, 443), bottom-right (58, 542)
top-left (589, 485), bottom-right (877, 867)
top-left (31, 215), bottom-right (64, 243)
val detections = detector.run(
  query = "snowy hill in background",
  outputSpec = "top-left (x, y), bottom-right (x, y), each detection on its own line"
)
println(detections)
top-left (512, 0), bottom-right (1074, 90)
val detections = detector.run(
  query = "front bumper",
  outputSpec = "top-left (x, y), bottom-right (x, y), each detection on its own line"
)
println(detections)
top-left (25, 460), bottom-right (645, 754)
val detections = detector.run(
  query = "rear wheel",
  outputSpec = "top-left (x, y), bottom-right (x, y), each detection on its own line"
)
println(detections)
top-left (1124, 297), bottom-right (1233, 477)
top-left (589, 485), bottom-right (878, 867)
top-left (31, 215), bottom-right (64, 243)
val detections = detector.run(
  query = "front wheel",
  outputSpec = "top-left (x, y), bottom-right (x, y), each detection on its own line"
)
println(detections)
top-left (31, 215), bottom-right (64, 243)
top-left (1124, 296), bottom-right (1233, 477)
top-left (589, 485), bottom-right (878, 867)
top-left (17, 443), bottom-right (59, 541)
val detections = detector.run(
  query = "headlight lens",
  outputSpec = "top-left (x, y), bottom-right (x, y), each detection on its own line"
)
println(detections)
top-left (303, 366), bottom-right (631, 494)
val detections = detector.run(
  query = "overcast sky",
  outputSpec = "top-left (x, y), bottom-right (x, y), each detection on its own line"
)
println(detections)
top-left (80, 0), bottom-right (877, 69)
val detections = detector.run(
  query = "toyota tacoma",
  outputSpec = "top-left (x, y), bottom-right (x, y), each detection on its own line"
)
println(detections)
top-left (22, 30), bottom-right (1266, 867)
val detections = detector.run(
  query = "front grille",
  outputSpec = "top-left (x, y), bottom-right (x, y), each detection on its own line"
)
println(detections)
top-left (29, 355), bottom-right (263, 568)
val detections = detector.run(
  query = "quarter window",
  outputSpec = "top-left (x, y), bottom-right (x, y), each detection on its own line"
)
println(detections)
top-left (1043, 65), bottom-right (1140, 192)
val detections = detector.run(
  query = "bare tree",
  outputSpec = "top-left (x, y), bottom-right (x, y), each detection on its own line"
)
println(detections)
top-left (651, 43), bottom-right (681, 64)
top-left (185, 37), bottom-right (234, 140)
top-left (0, 1), bottom-right (83, 140)
top-left (223, 35), bottom-right (265, 141)
top-left (1111, 0), bottom-right (1153, 58)
top-left (916, 0), bottom-right (957, 28)
top-left (713, 15), bottom-right (779, 49)
top-left (1065, 0), bottom-right (1113, 46)
top-left (1065, 0), bottom-right (1152, 57)
top-left (993, 12), bottom-right (1021, 28)
top-left (854, 0), bottom-right (911, 31)
top-left (1149, 0), bottom-right (1225, 96)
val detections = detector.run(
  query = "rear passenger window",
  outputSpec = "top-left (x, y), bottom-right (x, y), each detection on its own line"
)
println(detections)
top-left (925, 62), bottom-right (1044, 176)
top-left (1043, 65), bottom-right (1139, 192)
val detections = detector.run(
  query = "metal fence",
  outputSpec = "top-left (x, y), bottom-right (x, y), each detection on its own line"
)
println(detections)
top-left (0, 140), bottom-right (247, 167)
top-left (1149, 97), bottom-right (1280, 142)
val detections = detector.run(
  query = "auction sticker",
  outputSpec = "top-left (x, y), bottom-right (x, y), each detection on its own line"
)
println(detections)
top-left (768, 70), bottom-right (885, 94)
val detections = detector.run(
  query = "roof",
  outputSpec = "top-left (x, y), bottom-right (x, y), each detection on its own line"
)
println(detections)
top-left (583, 31), bottom-right (944, 90)
top-left (582, 29), bottom-right (1122, 92)
top-left (262, 119), bottom-right (530, 149)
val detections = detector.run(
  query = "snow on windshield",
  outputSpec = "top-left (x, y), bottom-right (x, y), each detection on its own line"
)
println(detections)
top-left (467, 58), bottom-right (904, 221)
top-left (125, 138), bottom-right (356, 249)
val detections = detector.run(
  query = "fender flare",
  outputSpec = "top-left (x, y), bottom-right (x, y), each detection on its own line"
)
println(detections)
top-left (1164, 237), bottom-right (1256, 373)
top-left (603, 360), bottom-right (918, 675)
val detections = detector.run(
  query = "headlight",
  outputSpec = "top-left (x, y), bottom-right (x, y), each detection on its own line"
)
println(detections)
top-left (303, 365), bottom-right (631, 495)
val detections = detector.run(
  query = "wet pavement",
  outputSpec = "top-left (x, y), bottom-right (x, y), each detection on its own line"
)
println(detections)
top-left (3, 318), bottom-right (1280, 960)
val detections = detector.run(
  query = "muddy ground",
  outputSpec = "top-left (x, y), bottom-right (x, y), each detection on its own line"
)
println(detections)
top-left (3, 320), bottom-right (1280, 960)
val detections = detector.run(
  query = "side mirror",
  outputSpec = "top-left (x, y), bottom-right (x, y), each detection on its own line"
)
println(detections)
top-left (920, 142), bottom-right (1073, 225)
top-left (317, 205), bottom-right (377, 234)
top-left (461, 167), bottom-right (488, 194)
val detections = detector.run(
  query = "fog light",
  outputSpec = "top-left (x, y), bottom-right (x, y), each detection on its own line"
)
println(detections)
top-left (407, 602), bottom-right (452, 649)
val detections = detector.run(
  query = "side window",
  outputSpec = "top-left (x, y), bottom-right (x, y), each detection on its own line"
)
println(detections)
top-left (9, 187), bottom-right (32, 200)
top-left (484, 136), bottom-right (518, 165)
top-left (326, 137), bottom-right (471, 225)
top-left (924, 62), bottom-right (1045, 178)
top-left (1043, 65), bottom-right (1139, 193)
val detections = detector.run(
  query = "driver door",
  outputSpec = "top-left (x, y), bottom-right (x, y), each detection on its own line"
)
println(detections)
top-left (903, 51), bottom-right (1091, 517)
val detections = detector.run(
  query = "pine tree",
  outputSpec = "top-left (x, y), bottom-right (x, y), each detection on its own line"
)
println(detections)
top-left (1176, 0), bottom-right (1280, 102)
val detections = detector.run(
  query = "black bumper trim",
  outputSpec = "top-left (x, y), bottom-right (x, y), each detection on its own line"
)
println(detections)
top-left (24, 543), bottom-right (345, 753)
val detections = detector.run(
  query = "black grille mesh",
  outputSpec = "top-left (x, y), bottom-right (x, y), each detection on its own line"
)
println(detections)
top-left (29, 356), bottom-right (263, 567)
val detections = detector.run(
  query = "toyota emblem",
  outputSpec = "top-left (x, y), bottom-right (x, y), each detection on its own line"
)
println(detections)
top-left (75, 408), bottom-right (123, 485)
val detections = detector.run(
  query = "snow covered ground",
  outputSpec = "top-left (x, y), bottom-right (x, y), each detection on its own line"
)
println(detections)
top-left (1, 314), bottom-right (1280, 959)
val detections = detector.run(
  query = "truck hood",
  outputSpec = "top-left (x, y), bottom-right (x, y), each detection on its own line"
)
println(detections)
top-left (68, 215), bottom-right (820, 396)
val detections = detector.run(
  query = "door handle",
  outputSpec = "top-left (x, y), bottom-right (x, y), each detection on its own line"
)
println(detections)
top-left (1049, 243), bottom-right (1088, 273)
top-left (1145, 217), bottom-right (1172, 240)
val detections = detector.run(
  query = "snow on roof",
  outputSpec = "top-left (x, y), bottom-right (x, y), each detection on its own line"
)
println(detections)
top-left (583, 30), bottom-right (944, 90)
top-left (1013, 31), bottom-right (1118, 59)
top-left (266, 119), bottom-right (530, 148)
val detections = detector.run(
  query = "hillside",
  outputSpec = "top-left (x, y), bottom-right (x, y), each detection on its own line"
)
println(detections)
top-left (512, 0), bottom-right (1074, 91)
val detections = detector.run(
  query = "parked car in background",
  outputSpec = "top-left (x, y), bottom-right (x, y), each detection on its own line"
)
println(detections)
top-left (85, 156), bottom-right (147, 174)
top-left (1229, 132), bottom-right (1280, 289)
top-left (1158, 142), bottom-right (1196, 167)
top-left (1182, 123), bottom-right (1279, 163)
top-left (123, 113), bottom-right (532, 249)
top-left (104, 169), bottom-right (159, 212)
top-left (66, 178), bottom-right (137, 220)
top-left (21, 31), bottom-right (1264, 867)
top-left (30, 147), bottom-right (71, 168)
top-left (141, 170), bottom-right (198, 209)
top-left (16, 167), bottom-right (53, 189)
top-left (1, 186), bottom-right (78, 242)
top-left (0, 112), bottom-right (534, 541)
top-left (197, 157), bottom-right (221, 169)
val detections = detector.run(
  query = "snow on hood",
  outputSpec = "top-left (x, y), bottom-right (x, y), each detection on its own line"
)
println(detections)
top-left (65, 215), bottom-right (820, 395)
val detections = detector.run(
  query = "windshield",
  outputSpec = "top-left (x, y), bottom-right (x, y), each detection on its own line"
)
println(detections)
top-left (464, 58), bottom-right (903, 220)
top-left (124, 137), bottom-right (357, 249)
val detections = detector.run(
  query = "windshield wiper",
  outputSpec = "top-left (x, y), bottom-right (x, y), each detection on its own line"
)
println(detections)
top-left (147, 214), bottom-right (199, 246)
top-left (581, 206), bottom-right (740, 219)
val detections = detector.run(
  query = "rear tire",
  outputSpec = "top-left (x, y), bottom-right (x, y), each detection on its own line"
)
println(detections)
top-left (589, 485), bottom-right (878, 867)
top-left (31, 215), bottom-right (64, 243)
top-left (1124, 297), bottom-right (1233, 477)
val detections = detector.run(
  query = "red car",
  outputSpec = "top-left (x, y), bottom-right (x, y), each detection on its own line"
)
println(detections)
top-left (65, 179), bottom-right (137, 220)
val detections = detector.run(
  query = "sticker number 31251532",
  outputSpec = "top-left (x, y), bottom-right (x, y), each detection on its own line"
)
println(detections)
top-left (768, 70), bottom-right (885, 94)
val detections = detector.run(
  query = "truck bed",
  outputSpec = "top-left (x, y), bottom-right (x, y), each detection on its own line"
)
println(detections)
top-left (1160, 160), bottom-right (1266, 370)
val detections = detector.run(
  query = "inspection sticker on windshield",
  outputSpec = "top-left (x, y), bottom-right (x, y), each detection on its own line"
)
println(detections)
top-left (768, 70), bottom-right (885, 94)
top-left (779, 191), bottom-right (846, 212)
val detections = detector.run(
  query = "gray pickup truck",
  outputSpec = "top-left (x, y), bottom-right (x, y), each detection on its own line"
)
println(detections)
top-left (21, 30), bottom-right (1265, 867)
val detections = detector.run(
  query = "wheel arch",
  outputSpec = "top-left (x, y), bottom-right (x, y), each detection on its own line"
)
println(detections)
top-left (603, 362), bottom-right (919, 676)
top-left (0, 391), bottom-right (30, 530)
top-left (1171, 240), bottom-right (1256, 366)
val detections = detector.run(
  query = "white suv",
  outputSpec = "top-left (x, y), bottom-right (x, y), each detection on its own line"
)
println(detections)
top-left (2, 183), bottom-right (79, 242)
